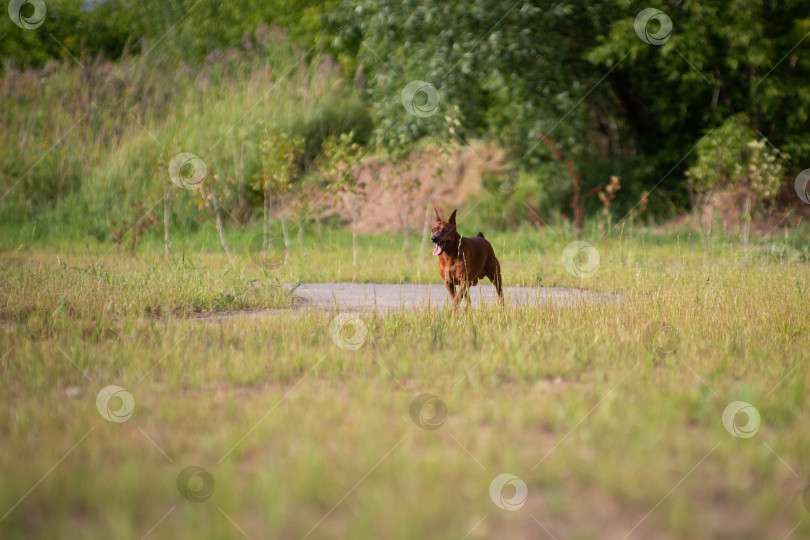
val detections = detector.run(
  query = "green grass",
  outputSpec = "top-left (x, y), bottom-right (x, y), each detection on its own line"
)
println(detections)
top-left (0, 41), bottom-right (371, 232)
top-left (1, 226), bottom-right (809, 539)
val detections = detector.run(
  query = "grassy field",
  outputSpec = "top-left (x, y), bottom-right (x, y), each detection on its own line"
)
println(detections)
top-left (2, 224), bottom-right (810, 539)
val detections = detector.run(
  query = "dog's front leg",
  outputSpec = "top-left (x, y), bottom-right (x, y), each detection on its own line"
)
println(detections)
top-left (461, 281), bottom-right (472, 310)
top-left (445, 282), bottom-right (457, 305)
top-left (451, 283), bottom-right (465, 311)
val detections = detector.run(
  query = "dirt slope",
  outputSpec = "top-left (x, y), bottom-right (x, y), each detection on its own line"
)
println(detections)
top-left (332, 141), bottom-right (509, 234)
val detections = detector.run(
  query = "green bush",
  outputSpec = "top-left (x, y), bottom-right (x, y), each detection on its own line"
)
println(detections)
top-left (686, 114), bottom-right (788, 216)
top-left (292, 102), bottom-right (374, 168)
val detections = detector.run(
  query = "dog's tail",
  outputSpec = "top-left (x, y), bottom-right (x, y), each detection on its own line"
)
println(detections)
top-left (476, 232), bottom-right (485, 238)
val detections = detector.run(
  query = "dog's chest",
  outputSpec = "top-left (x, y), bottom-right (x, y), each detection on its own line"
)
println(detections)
top-left (439, 258), bottom-right (472, 284)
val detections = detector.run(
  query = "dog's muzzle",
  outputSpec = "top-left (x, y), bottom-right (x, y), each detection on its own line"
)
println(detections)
top-left (432, 240), bottom-right (445, 256)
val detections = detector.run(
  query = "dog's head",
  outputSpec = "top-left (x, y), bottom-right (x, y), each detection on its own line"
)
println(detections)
top-left (431, 209), bottom-right (459, 256)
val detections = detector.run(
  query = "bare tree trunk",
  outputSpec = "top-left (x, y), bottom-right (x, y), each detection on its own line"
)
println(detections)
top-left (400, 206), bottom-right (410, 266)
top-left (396, 178), bottom-right (411, 265)
top-left (402, 222), bottom-right (410, 265)
top-left (742, 193), bottom-right (751, 263)
top-left (352, 197), bottom-right (359, 268)
top-left (543, 138), bottom-right (581, 238)
top-left (212, 194), bottom-right (233, 265)
top-left (418, 200), bottom-right (432, 264)
top-left (280, 198), bottom-right (290, 264)
top-left (263, 188), bottom-right (270, 257)
top-left (572, 172), bottom-right (582, 239)
top-left (163, 189), bottom-right (170, 261)
top-left (418, 168), bottom-right (442, 266)
top-left (700, 199), bottom-right (713, 267)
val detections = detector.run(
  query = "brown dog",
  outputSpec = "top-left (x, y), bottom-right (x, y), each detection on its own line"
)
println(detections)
top-left (431, 208), bottom-right (503, 307)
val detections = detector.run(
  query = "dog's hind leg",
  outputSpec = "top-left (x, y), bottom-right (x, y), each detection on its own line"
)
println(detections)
top-left (487, 259), bottom-right (504, 305)
top-left (494, 263), bottom-right (504, 301)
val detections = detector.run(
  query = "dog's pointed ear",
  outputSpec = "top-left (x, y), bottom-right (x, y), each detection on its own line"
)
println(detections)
top-left (434, 208), bottom-right (442, 221)
top-left (449, 209), bottom-right (457, 224)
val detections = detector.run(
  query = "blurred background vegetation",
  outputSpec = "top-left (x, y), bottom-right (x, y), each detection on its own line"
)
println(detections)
top-left (1, 0), bottom-right (808, 246)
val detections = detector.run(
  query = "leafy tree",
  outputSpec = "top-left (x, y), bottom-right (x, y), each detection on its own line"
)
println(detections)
top-left (199, 175), bottom-right (238, 265)
top-left (340, 0), bottom-right (810, 217)
top-left (588, 0), bottom-right (810, 169)
top-left (4, 0), bottom-right (809, 226)
top-left (687, 114), bottom-right (788, 259)
top-left (0, 0), bottom-right (339, 69)
top-left (334, 0), bottom-right (603, 153)
top-left (256, 130), bottom-right (305, 265)
top-left (318, 132), bottom-right (364, 268)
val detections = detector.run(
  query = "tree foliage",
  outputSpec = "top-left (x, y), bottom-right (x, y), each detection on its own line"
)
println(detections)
top-left (3, 0), bottom-right (808, 220)
top-left (336, 0), bottom-right (809, 213)
top-left (257, 130), bottom-right (306, 198)
top-left (687, 114), bottom-right (787, 215)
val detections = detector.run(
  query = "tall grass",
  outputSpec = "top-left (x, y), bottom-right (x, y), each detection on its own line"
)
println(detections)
top-left (0, 231), bottom-right (809, 539)
top-left (0, 32), bottom-right (370, 237)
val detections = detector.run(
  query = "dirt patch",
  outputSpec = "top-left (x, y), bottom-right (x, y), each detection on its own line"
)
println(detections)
top-left (658, 184), bottom-right (809, 237)
top-left (331, 141), bottom-right (509, 234)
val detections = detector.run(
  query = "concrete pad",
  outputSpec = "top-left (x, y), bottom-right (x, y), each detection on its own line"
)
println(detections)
top-left (291, 282), bottom-right (617, 313)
